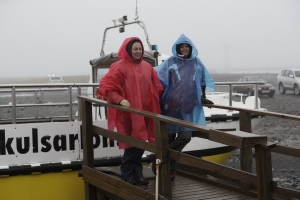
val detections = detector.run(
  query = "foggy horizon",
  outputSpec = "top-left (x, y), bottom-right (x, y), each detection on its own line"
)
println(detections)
top-left (1, 0), bottom-right (300, 78)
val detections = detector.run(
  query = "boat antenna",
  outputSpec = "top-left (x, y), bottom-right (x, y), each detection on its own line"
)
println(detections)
top-left (134, 0), bottom-right (139, 21)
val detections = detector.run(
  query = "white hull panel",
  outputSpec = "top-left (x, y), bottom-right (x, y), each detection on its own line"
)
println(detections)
top-left (0, 117), bottom-right (263, 167)
top-left (0, 121), bottom-right (123, 166)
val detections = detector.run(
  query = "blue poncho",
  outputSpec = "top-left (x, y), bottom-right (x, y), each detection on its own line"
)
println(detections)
top-left (155, 34), bottom-right (215, 134)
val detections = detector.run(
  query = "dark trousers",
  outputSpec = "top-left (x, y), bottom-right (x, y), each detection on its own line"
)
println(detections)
top-left (120, 147), bottom-right (145, 181)
top-left (169, 131), bottom-right (192, 171)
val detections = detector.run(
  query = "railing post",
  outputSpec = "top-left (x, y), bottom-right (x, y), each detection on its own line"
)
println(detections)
top-left (254, 84), bottom-right (259, 109)
top-left (41, 90), bottom-right (44, 118)
top-left (239, 110), bottom-right (252, 192)
top-left (12, 87), bottom-right (16, 124)
top-left (154, 119), bottom-right (172, 199)
top-left (77, 86), bottom-right (81, 121)
top-left (81, 99), bottom-right (97, 200)
top-left (68, 86), bottom-right (72, 121)
top-left (34, 90), bottom-right (38, 119)
top-left (255, 144), bottom-right (275, 200)
top-left (229, 84), bottom-right (233, 106)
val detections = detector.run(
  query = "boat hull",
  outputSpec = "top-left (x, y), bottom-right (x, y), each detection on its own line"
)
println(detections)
top-left (0, 170), bottom-right (84, 200)
top-left (0, 116), bottom-right (263, 200)
top-left (0, 116), bottom-right (263, 166)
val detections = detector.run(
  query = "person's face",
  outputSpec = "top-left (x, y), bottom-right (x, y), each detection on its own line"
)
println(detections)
top-left (131, 42), bottom-right (142, 60)
top-left (180, 44), bottom-right (190, 56)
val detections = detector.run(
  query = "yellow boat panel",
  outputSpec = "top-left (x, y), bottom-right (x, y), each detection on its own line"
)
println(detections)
top-left (0, 171), bottom-right (84, 200)
top-left (202, 151), bottom-right (233, 164)
top-left (0, 152), bottom-right (233, 200)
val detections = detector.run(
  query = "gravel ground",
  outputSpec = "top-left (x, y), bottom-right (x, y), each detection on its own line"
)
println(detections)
top-left (211, 73), bottom-right (300, 192)
top-left (223, 93), bottom-right (300, 192)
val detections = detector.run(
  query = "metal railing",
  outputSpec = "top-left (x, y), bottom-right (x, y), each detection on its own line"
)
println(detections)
top-left (0, 83), bottom-right (97, 124)
top-left (0, 81), bottom-right (263, 124)
top-left (214, 81), bottom-right (263, 108)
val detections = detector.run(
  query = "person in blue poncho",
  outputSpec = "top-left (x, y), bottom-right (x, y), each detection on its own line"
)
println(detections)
top-left (154, 34), bottom-right (215, 181)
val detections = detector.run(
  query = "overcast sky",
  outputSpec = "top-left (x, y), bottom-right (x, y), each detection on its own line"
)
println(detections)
top-left (1, 0), bottom-right (300, 78)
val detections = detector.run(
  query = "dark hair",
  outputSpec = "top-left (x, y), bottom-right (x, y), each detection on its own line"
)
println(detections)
top-left (126, 39), bottom-right (141, 58)
top-left (176, 43), bottom-right (192, 58)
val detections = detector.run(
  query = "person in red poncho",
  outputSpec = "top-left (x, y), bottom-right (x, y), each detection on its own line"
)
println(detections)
top-left (99, 37), bottom-right (164, 185)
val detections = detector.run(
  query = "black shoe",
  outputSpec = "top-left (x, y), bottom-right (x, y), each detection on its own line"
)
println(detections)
top-left (170, 170), bottom-right (176, 181)
top-left (126, 179), bottom-right (137, 185)
top-left (201, 96), bottom-right (214, 104)
top-left (136, 178), bottom-right (149, 185)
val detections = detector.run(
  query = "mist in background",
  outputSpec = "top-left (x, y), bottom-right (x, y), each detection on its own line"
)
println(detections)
top-left (1, 0), bottom-right (300, 78)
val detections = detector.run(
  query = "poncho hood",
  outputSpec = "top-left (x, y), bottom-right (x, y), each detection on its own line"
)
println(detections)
top-left (172, 34), bottom-right (198, 60)
top-left (99, 37), bottom-right (163, 149)
top-left (154, 34), bottom-right (215, 133)
top-left (118, 37), bottom-right (144, 62)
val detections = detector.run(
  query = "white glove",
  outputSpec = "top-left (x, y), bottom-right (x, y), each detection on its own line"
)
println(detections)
top-left (120, 99), bottom-right (130, 107)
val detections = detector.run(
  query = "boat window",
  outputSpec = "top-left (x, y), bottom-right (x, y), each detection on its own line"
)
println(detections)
top-left (97, 68), bottom-right (109, 83)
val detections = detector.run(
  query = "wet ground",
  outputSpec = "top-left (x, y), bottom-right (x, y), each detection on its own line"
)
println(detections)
top-left (210, 73), bottom-right (300, 191)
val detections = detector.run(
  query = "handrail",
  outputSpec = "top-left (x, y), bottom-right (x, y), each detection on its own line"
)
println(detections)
top-left (206, 104), bottom-right (300, 121)
top-left (78, 96), bottom-right (277, 199)
top-left (79, 96), bottom-right (300, 199)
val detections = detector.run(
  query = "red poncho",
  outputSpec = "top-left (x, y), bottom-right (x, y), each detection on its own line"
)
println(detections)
top-left (99, 37), bottom-right (164, 149)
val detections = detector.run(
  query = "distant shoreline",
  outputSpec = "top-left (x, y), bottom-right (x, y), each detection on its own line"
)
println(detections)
top-left (0, 73), bottom-right (278, 84)
top-left (0, 75), bottom-right (90, 84)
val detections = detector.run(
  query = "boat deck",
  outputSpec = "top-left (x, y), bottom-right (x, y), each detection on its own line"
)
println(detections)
top-left (93, 166), bottom-right (287, 200)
